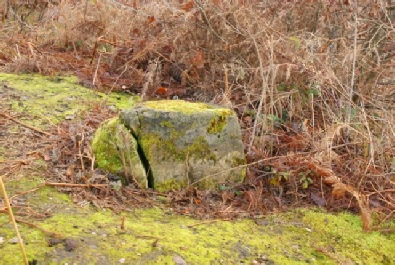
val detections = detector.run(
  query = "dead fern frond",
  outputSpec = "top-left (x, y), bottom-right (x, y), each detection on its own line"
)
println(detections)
top-left (332, 182), bottom-right (371, 231)
top-left (132, 40), bottom-right (158, 63)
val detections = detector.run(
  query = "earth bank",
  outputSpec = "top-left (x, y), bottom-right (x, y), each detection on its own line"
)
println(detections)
top-left (0, 73), bottom-right (393, 264)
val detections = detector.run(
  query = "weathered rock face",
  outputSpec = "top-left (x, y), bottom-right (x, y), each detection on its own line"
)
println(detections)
top-left (92, 100), bottom-right (246, 192)
top-left (91, 118), bottom-right (147, 188)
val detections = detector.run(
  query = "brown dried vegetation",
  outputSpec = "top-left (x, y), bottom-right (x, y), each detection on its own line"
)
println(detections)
top-left (1, 0), bottom-right (394, 231)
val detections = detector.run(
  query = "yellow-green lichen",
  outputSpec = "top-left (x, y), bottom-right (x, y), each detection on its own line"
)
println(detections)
top-left (159, 120), bottom-right (173, 128)
top-left (229, 156), bottom-right (247, 179)
top-left (207, 112), bottom-right (230, 134)
top-left (138, 130), bottom-right (220, 191)
top-left (186, 136), bottom-right (217, 161)
top-left (129, 100), bottom-right (243, 191)
top-left (231, 156), bottom-right (247, 168)
top-left (155, 177), bottom-right (189, 192)
top-left (189, 173), bottom-right (220, 190)
top-left (141, 133), bottom-right (215, 163)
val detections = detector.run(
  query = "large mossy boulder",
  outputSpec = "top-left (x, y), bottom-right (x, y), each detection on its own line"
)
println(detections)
top-left (93, 100), bottom-right (246, 192)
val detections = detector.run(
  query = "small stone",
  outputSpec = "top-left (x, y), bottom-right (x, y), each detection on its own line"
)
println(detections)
top-left (65, 114), bottom-right (76, 120)
top-left (258, 255), bottom-right (269, 261)
top-left (0, 236), bottom-right (4, 244)
top-left (64, 238), bottom-right (78, 252)
top-left (292, 244), bottom-right (300, 249)
top-left (48, 238), bottom-right (64, 247)
top-left (255, 220), bottom-right (270, 226)
top-left (8, 237), bottom-right (22, 244)
top-left (119, 258), bottom-right (126, 263)
top-left (28, 259), bottom-right (37, 265)
top-left (173, 254), bottom-right (186, 265)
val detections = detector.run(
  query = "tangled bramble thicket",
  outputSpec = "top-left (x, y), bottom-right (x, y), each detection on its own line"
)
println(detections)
top-left (1, 0), bottom-right (394, 231)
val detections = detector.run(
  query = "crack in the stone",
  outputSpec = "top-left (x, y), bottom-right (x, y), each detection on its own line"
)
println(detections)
top-left (125, 111), bottom-right (154, 189)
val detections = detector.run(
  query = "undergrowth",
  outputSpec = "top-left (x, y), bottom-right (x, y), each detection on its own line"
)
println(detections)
top-left (1, 0), bottom-right (394, 231)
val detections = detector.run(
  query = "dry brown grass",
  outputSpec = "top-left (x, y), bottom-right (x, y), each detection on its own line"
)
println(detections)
top-left (1, 0), bottom-right (394, 230)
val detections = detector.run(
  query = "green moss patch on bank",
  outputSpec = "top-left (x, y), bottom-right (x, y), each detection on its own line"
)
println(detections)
top-left (1, 182), bottom-right (394, 265)
top-left (0, 73), bottom-right (136, 127)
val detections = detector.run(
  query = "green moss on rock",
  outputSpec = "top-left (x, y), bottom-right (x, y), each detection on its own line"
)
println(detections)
top-left (91, 117), bottom-right (147, 187)
top-left (207, 113), bottom-right (229, 134)
top-left (143, 100), bottom-right (230, 114)
top-left (155, 177), bottom-right (189, 192)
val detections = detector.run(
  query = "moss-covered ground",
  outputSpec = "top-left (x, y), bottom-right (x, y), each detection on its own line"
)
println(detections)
top-left (0, 74), bottom-right (394, 264)
top-left (1, 177), bottom-right (394, 264)
top-left (0, 73), bottom-right (136, 127)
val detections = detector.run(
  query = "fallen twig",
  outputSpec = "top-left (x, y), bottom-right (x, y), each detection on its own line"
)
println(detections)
top-left (187, 219), bottom-right (231, 228)
top-left (15, 218), bottom-right (63, 238)
top-left (45, 182), bottom-right (108, 188)
top-left (0, 175), bottom-right (28, 265)
top-left (0, 112), bottom-right (52, 136)
top-left (9, 205), bottom-right (49, 219)
top-left (120, 216), bottom-right (125, 230)
top-left (9, 185), bottom-right (45, 202)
